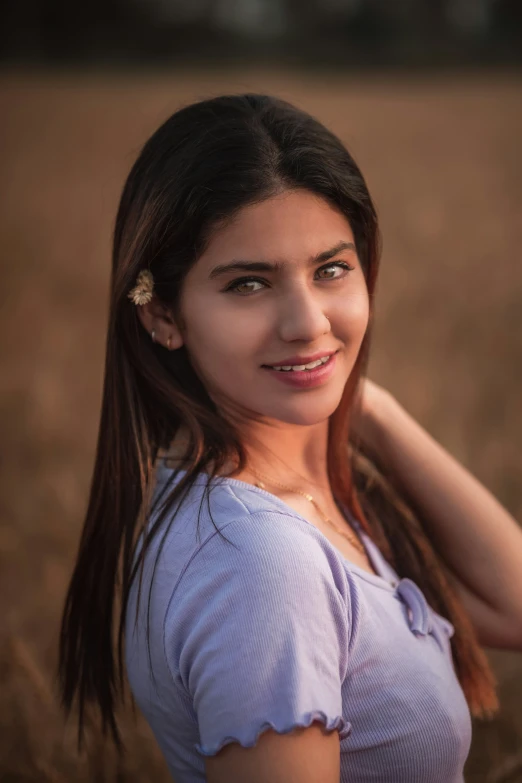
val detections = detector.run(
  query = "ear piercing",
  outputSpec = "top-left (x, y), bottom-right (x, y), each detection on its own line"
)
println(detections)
top-left (150, 329), bottom-right (173, 350)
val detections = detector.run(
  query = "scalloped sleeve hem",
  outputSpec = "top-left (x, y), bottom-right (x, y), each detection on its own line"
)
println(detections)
top-left (195, 711), bottom-right (352, 757)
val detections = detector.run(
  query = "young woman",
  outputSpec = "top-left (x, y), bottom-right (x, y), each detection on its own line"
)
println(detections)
top-left (59, 93), bottom-right (522, 783)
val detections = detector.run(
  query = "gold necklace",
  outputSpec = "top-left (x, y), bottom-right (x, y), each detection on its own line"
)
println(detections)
top-left (248, 465), bottom-right (366, 555)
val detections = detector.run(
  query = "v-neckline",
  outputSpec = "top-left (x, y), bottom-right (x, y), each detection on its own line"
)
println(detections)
top-left (156, 461), bottom-right (398, 592)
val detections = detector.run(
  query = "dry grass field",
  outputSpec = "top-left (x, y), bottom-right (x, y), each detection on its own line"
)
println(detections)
top-left (0, 68), bottom-right (521, 781)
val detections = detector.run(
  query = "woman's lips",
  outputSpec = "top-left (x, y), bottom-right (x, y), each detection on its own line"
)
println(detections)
top-left (262, 351), bottom-right (338, 389)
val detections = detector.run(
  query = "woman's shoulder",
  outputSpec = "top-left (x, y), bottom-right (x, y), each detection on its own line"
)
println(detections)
top-left (155, 460), bottom-right (341, 543)
top-left (150, 460), bottom-right (353, 599)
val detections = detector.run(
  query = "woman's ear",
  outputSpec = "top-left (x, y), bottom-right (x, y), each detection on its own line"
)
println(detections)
top-left (136, 296), bottom-right (184, 350)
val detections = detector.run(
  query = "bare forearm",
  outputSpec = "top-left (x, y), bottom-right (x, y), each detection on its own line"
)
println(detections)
top-left (364, 393), bottom-right (522, 622)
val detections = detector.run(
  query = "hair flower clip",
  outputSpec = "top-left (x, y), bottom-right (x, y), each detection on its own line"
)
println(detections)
top-left (128, 269), bottom-right (154, 305)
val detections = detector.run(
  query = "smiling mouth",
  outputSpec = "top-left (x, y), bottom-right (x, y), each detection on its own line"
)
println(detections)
top-left (262, 352), bottom-right (337, 372)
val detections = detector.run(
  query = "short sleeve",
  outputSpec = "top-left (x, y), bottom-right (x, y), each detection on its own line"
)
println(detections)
top-left (163, 511), bottom-right (353, 757)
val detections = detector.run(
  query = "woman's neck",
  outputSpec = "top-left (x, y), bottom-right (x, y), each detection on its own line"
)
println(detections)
top-left (161, 425), bottom-right (331, 493)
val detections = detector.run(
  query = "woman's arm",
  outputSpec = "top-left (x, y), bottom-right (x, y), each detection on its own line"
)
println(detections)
top-left (205, 722), bottom-right (341, 783)
top-left (354, 381), bottom-right (522, 651)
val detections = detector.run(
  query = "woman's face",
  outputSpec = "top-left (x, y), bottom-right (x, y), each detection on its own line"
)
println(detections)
top-left (177, 189), bottom-right (370, 427)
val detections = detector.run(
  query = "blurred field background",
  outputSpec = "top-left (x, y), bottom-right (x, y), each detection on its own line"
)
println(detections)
top-left (1, 60), bottom-right (522, 783)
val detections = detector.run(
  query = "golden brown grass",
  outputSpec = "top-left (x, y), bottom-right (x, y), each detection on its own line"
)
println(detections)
top-left (1, 68), bottom-right (521, 781)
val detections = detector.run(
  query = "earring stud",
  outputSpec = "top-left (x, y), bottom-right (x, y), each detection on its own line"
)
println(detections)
top-left (151, 329), bottom-right (156, 343)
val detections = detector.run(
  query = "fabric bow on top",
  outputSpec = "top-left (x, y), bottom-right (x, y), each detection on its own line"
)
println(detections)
top-left (395, 577), bottom-right (454, 652)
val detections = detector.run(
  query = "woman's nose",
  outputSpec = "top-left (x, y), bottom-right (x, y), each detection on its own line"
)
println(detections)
top-left (276, 289), bottom-right (330, 342)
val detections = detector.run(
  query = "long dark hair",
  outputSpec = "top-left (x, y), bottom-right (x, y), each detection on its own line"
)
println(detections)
top-left (58, 93), bottom-right (499, 750)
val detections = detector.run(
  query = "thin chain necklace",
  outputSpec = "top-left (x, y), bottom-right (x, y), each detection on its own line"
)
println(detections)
top-left (248, 465), bottom-right (366, 555)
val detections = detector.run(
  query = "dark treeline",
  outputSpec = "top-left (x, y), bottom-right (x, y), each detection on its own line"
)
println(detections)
top-left (1, 0), bottom-right (521, 68)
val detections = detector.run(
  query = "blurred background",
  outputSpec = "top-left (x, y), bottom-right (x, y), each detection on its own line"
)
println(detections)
top-left (1, 1), bottom-right (521, 781)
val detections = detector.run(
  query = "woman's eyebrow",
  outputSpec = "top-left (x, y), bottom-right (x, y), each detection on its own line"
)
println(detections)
top-left (208, 240), bottom-right (356, 279)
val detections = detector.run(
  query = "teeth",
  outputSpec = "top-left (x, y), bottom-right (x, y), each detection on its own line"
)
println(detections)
top-left (271, 355), bottom-right (331, 372)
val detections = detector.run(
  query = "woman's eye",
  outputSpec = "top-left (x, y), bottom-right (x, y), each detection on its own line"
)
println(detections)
top-left (224, 277), bottom-right (264, 295)
top-left (224, 261), bottom-right (355, 295)
top-left (316, 262), bottom-right (355, 280)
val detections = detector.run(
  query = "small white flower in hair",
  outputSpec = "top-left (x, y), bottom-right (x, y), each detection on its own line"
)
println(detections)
top-left (128, 269), bottom-right (154, 305)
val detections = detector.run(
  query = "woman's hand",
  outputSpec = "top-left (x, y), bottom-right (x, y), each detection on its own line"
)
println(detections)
top-left (351, 378), bottom-right (397, 455)
top-left (356, 377), bottom-right (392, 419)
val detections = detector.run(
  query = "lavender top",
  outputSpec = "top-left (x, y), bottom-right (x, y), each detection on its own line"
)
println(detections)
top-left (125, 460), bottom-right (472, 782)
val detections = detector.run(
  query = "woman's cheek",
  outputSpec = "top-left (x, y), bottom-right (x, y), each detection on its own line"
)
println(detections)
top-left (336, 293), bottom-right (369, 336)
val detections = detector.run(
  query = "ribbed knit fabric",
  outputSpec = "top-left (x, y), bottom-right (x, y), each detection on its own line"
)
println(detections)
top-left (124, 459), bottom-right (472, 782)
